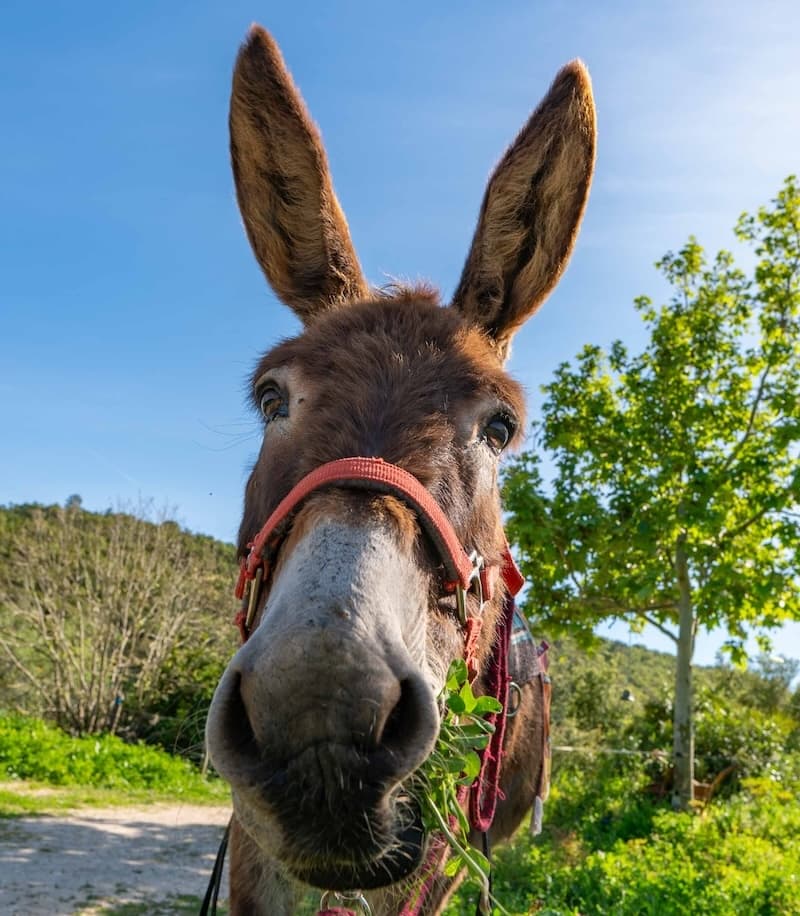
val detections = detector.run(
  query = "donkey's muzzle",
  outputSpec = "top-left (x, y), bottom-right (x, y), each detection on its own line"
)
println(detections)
top-left (208, 647), bottom-right (438, 790)
top-left (206, 632), bottom-right (438, 882)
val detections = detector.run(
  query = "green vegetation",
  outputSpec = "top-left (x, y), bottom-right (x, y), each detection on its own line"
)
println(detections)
top-left (0, 782), bottom-right (227, 818)
top-left (444, 633), bottom-right (800, 915)
top-left (0, 502), bottom-right (235, 823)
top-left (446, 768), bottom-right (800, 915)
top-left (504, 177), bottom-right (800, 808)
top-left (410, 659), bottom-right (504, 904)
top-left (0, 501), bottom-right (237, 752)
top-left (0, 714), bottom-right (227, 811)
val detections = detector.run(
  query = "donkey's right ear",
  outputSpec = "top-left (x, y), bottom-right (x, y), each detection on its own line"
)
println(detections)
top-left (451, 61), bottom-right (596, 361)
top-left (230, 26), bottom-right (370, 324)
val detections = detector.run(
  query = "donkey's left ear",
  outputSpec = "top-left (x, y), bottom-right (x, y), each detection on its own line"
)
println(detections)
top-left (451, 61), bottom-right (596, 360)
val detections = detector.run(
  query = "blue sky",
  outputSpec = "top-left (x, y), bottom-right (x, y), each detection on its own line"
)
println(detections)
top-left (2, 0), bottom-right (799, 667)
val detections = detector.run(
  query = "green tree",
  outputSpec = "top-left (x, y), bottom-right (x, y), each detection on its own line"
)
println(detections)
top-left (749, 653), bottom-right (800, 713)
top-left (504, 177), bottom-right (800, 809)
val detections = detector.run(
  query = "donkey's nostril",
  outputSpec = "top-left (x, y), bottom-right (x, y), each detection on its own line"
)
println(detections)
top-left (376, 676), bottom-right (433, 758)
top-left (215, 671), bottom-right (259, 764)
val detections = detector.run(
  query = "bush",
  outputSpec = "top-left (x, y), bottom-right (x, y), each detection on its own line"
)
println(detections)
top-left (0, 502), bottom-right (236, 737)
top-left (624, 686), bottom-right (797, 788)
top-left (445, 758), bottom-right (800, 915)
top-left (125, 642), bottom-right (230, 762)
top-left (694, 698), bottom-right (795, 782)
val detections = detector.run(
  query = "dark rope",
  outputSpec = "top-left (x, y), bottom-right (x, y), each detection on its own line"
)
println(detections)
top-left (474, 830), bottom-right (492, 916)
top-left (199, 820), bottom-right (230, 916)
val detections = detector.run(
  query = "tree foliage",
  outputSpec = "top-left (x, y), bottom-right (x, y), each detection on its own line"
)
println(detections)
top-left (0, 502), bottom-right (236, 736)
top-left (504, 177), bottom-right (800, 807)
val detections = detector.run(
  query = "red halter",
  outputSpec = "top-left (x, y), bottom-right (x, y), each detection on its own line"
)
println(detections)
top-left (233, 457), bottom-right (523, 663)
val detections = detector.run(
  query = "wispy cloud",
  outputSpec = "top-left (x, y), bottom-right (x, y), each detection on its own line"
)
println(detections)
top-left (85, 448), bottom-right (141, 488)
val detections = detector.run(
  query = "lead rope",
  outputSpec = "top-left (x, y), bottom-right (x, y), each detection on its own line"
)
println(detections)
top-left (470, 594), bottom-right (513, 833)
top-left (199, 822), bottom-right (229, 916)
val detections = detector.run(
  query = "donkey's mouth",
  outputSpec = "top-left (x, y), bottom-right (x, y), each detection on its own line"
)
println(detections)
top-left (287, 805), bottom-right (427, 890)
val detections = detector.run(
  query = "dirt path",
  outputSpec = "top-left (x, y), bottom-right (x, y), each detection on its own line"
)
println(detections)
top-left (0, 803), bottom-right (232, 915)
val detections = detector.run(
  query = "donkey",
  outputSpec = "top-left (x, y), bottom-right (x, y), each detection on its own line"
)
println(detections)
top-left (206, 25), bottom-right (595, 916)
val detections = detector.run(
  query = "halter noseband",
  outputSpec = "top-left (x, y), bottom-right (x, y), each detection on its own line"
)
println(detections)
top-left (233, 457), bottom-right (524, 657)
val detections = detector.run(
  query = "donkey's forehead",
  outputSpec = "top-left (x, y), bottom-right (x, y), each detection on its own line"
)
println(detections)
top-left (250, 291), bottom-right (526, 416)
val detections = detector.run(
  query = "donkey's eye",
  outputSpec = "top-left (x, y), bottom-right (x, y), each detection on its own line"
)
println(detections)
top-left (259, 386), bottom-right (287, 423)
top-left (482, 414), bottom-right (515, 452)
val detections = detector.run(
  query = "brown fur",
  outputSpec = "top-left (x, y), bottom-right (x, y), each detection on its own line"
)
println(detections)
top-left (211, 24), bottom-right (596, 916)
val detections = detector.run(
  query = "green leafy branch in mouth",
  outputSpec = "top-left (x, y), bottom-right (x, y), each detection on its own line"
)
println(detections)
top-left (408, 659), bottom-right (508, 912)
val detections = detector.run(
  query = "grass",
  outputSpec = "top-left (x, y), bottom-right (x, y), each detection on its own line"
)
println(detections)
top-left (405, 659), bottom-right (505, 911)
top-left (0, 779), bottom-right (229, 818)
top-left (0, 713), bottom-right (232, 816)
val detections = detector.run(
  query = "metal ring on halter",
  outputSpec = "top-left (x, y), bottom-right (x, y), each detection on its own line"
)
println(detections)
top-left (506, 681), bottom-right (523, 718)
top-left (455, 550), bottom-right (485, 625)
top-left (319, 890), bottom-right (372, 915)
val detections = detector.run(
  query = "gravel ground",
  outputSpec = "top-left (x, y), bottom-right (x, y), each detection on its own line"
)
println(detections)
top-left (0, 804), bottom-right (232, 915)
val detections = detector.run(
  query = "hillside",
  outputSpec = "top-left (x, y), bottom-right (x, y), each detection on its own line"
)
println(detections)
top-left (1, 501), bottom-right (797, 760)
top-left (0, 501), bottom-right (238, 750)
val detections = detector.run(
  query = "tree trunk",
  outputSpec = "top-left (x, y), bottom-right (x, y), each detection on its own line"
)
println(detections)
top-left (672, 537), bottom-right (695, 811)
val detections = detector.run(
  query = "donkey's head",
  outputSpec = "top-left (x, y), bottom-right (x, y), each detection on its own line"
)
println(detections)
top-left (206, 26), bottom-right (595, 895)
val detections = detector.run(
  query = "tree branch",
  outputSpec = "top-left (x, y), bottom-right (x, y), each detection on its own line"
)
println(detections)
top-left (716, 478), bottom-right (797, 547)
top-left (0, 636), bottom-right (41, 689)
top-left (640, 613), bottom-right (679, 643)
top-left (719, 348), bottom-right (776, 476)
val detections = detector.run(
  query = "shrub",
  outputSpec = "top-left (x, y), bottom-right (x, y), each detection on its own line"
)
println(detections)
top-left (445, 758), bottom-right (800, 915)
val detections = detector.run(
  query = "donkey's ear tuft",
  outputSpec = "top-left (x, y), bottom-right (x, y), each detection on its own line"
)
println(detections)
top-left (451, 60), bottom-right (596, 361)
top-left (230, 25), bottom-right (370, 324)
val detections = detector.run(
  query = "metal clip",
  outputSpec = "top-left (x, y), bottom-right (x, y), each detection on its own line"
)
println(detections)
top-left (245, 566), bottom-right (264, 634)
top-left (455, 550), bottom-right (485, 626)
top-left (319, 890), bottom-right (372, 915)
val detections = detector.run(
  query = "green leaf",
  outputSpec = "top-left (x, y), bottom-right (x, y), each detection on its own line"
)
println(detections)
top-left (447, 659), bottom-right (468, 691)
top-left (461, 751), bottom-right (481, 781)
top-left (459, 680), bottom-right (478, 714)
top-left (473, 695), bottom-right (503, 714)
top-left (447, 694), bottom-right (467, 714)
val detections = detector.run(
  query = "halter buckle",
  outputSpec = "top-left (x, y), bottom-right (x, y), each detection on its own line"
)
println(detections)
top-left (455, 550), bottom-right (485, 626)
top-left (319, 890), bottom-right (372, 915)
top-left (245, 566), bottom-right (264, 634)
